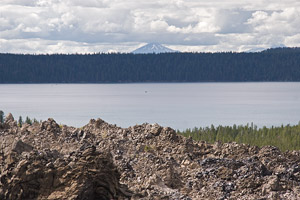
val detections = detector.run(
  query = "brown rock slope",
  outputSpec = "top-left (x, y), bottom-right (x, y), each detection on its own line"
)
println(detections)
top-left (1, 114), bottom-right (300, 199)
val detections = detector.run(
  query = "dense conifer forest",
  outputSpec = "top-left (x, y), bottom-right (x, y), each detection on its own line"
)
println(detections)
top-left (0, 47), bottom-right (300, 83)
top-left (177, 123), bottom-right (300, 151)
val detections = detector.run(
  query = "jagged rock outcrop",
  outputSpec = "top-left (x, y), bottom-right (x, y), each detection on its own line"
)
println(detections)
top-left (0, 115), bottom-right (131, 200)
top-left (1, 113), bottom-right (300, 199)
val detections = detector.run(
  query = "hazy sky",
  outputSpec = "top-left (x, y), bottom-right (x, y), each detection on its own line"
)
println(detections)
top-left (1, 0), bottom-right (300, 53)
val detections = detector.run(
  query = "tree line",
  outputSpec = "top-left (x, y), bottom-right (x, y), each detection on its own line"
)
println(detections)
top-left (0, 110), bottom-right (39, 127)
top-left (177, 122), bottom-right (300, 151)
top-left (0, 47), bottom-right (300, 83)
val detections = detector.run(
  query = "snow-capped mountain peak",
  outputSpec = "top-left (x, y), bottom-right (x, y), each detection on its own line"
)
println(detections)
top-left (132, 43), bottom-right (179, 54)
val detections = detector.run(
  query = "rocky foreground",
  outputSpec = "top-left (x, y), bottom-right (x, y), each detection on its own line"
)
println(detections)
top-left (1, 114), bottom-right (300, 200)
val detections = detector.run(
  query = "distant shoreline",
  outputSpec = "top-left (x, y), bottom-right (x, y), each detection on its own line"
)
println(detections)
top-left (1, 81), bottom-right (300, 84)
top-left (1, 48), bottom-right (300, 83)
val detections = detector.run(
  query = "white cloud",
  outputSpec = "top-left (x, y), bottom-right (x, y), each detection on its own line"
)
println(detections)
top-left (0, 0), bottom-right (300, 53)
top-left (150, 20), bottom-right (169, 32)
top-left (0, 38), bottom-right (141, 53)
top-left (248, 8), bottom-right (300, 35)
top-left (285, 34), bottom-right (300, 46)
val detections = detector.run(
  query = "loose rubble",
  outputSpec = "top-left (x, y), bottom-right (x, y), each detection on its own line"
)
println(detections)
top-left (1, 113), bottom-right (300, 199)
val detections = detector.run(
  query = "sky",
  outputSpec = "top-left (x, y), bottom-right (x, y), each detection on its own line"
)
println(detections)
top-left (1, 0), bottom-right (300, 53)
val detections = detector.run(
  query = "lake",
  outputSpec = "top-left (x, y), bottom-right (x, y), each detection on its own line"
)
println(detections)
top-left (0, 82), bottom-right (299, 130)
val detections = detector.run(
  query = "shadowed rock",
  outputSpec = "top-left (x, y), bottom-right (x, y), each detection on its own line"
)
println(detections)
top-left (1, 114), bottom-right (300, 199)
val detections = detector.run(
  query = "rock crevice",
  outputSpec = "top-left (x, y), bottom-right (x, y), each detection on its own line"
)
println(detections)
top-left (1, 114), bottom-right (300, 199)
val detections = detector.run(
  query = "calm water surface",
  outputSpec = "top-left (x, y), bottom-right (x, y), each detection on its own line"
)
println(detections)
top-left (0, 83), bottom-right (299, 130)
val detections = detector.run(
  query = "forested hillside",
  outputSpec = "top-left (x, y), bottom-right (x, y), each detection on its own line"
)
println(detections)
top-left (178, 123), bottom-right (300, 151)
top-left (0, 47), bottom-right (300, 83)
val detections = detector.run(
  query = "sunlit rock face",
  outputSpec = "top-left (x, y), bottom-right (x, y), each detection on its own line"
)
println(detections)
top-left (1, 114), bottom-right (300, 199)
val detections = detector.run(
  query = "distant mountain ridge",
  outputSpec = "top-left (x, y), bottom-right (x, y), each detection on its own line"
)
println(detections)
top-left (262, 47), bottom-right (300, 53)
top-left (132, 43), bottom-right (179, 54)
top-left (1, 47), bottom-right (300, 83)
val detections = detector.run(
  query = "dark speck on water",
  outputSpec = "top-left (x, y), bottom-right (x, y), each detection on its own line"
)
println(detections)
top-left (0, 82), bottom-right (299, 130)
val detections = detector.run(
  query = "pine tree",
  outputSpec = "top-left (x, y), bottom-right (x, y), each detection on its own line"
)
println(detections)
top-left (0, 110), bottom-right (4, 123)
top-left (33, 118), bottom-right (38, 124)
top-left (18, 116), bottom-right (23, 127)
top-left (25, 116), bottom-right (32, 125)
